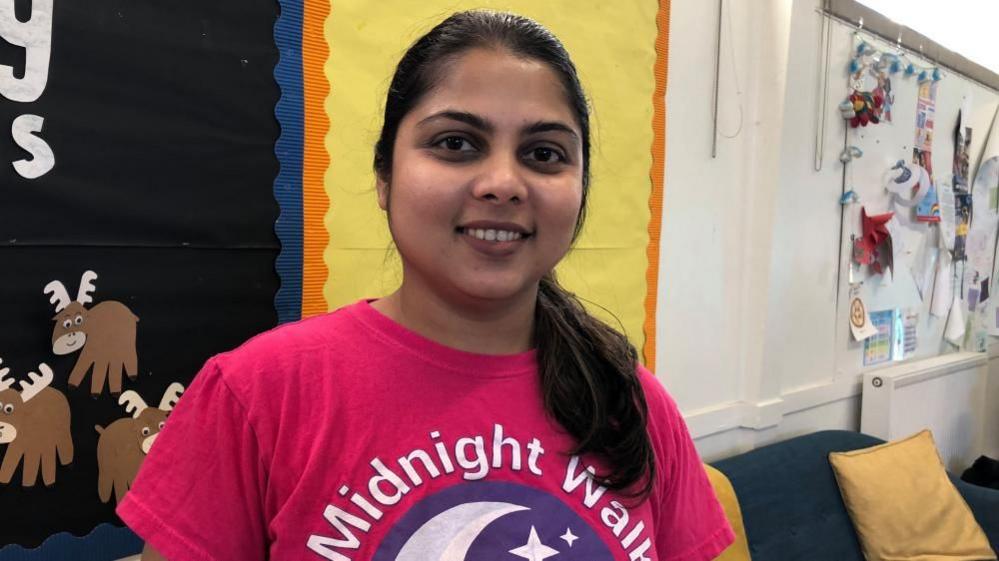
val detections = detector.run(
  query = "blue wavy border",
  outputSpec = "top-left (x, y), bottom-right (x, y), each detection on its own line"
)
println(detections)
top-left (273, 0), bottom-right (304, 325)
top-left (0, 523), bottom-right (142, 560)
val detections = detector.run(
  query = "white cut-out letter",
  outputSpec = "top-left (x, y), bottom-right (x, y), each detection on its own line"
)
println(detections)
top-left (12, 114), bottom-right (55, 179)
top-left (0, 0), bottom-right (54, 102)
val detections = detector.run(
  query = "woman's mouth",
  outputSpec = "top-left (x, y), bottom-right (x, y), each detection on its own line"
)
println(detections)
top-left (457, 227), bottom-right (528, 242)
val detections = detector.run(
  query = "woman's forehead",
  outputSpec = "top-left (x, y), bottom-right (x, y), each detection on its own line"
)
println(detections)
top-left (409, 48), bottom-right (578, 132)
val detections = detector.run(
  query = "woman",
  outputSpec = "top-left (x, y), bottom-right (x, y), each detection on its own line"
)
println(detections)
top-left (121, 10), bottom-right (734, 561)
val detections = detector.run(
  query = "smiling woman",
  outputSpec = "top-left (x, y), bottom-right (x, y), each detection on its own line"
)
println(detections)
top-left (118, 10), bottom-right (734, 561)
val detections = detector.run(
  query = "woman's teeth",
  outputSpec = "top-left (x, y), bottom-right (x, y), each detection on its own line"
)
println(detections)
top-left (462, 228), bottom-right (524, 242)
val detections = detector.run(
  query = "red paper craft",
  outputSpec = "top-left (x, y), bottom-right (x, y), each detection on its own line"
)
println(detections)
top-left (853, 207), bottom-right (894, 275)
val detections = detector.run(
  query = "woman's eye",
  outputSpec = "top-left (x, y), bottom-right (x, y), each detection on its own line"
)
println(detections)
top-left (525, 146), bottom-right (565, 164)
top-left (436, 136), bottom-right (475, 152)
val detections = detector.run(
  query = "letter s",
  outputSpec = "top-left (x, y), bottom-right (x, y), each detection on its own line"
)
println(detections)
top-left (12, 114), bottom-right (55, 179)
top-left (0, 0), bottom-right (54, 102)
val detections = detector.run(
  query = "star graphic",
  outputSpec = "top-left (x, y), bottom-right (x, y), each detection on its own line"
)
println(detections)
top-left (560, 527), bottom-right (579, 547)
top-left (509, 526), bottom-right (559, 561)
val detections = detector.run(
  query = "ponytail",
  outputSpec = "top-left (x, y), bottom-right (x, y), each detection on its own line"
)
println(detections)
top-left (535, 272), bottom-right (654, 499)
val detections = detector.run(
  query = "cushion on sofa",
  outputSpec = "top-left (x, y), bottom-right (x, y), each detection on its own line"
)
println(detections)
top-left (704, 464), bottom-right (751, 561)
top-left (829, 430), bottom-right (996, 561)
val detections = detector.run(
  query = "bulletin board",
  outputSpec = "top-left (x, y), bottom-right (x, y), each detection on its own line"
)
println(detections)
top-left (0, 0), bottom-right (279, 554)
top-left (822, 19), bottom-right (999, 372)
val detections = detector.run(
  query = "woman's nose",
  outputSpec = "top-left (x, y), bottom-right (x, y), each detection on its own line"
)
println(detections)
top-left (471, 153), bottom-right (528, 204)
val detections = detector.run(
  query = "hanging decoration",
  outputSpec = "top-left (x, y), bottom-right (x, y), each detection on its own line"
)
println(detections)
top-left (853, 207), bottom-right (895, 276)
top-left (841, 35), bottom-right (943, 129)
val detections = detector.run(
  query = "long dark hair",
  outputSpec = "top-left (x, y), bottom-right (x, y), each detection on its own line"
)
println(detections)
top-left (373, 10), bottom-right (654, 498)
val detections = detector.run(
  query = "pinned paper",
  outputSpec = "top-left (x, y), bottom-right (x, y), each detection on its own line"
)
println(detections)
top-left (944, 293), bottom-right (966, 345)
top-left (913, 81), bottom-right (940, 222)
top-left (912, 243), bottom-right (938, 301)
top-left (938, 181), bottom-right (957, 252)
top-left (43, 271), bottom-right (140, 396)
top-left (885, 160), bottom-right (930, 208)
top-left (95, 383), bottom-right (184, 503)
top-left (864, 310), bottom-right (894, 366)
top-left (849, 287), bottom-right (879, 341)
top-left (0, 360), bottom-right (73, 487)
top-left (890, 309), bottom-right (918, 361)
top-left (930, 249), bottom-right (953, 318)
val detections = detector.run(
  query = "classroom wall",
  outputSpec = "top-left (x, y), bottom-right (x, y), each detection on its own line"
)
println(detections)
top-left (659, 0), bottom-right (999, 460)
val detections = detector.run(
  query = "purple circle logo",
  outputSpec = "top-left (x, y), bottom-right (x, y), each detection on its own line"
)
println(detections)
top-left (373, 481), bottom-right (614, 561)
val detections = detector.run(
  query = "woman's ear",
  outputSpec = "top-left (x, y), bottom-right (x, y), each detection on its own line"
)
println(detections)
top-left (376, 174), bottom-right (390, 211)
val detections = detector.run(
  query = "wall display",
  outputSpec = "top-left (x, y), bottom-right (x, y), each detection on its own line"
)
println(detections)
top-left (273, 0), bottom-right (670, 367)
top-left (0, 0), bottom-right (279, 552)
top-left (832, 23), bottom-right (999, 372)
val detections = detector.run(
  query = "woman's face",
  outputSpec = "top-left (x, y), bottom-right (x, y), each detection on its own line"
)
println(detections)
top-left (379, 47), bottom-right (584, 307)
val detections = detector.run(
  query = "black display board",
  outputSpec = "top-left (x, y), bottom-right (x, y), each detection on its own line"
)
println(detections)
top-left (0, 0), bottom-right (279, 547)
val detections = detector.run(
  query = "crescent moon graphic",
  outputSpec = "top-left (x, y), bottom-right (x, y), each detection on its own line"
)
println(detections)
top-left (394, 501), bottom-right (529, 561)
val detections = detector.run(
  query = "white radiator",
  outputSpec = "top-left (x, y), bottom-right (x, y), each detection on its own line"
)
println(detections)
top-left (860, 352), bottom-right (990, 472)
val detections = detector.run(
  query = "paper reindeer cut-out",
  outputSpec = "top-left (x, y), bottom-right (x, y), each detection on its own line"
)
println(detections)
top-left (0, 359), bottom-right (73, 487)
top-left (44, 271), bottom-right (139, 395)
top-left (95, 383), bottom-right (184, 503)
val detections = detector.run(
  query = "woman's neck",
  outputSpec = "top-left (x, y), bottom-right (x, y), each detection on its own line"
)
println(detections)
top-left (371, 280), bottom-right (537, 355)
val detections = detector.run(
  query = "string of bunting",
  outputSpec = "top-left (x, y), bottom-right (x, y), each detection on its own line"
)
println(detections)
top-left (849, 35), bottom-right (944, 84)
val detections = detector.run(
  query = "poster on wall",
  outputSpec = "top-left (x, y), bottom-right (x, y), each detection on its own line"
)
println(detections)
top-left (0, 0), bottom-right (279, 552)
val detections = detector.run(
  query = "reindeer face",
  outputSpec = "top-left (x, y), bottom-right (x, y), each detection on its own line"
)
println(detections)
top-left (134, 408), bottom-right (169, 454)
top-left (51, 302), bottom-right (88, 355)
top-left (0, 389), bottom-right (24, 444)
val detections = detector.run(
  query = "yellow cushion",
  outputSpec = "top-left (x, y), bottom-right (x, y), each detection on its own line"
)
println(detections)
top-left (704, 464), bottom-right (752, 561)
top-left (829, 430), bottom-right (996, 561)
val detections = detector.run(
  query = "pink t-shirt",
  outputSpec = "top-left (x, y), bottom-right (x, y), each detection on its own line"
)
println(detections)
top-left (118, 300), bottom-right (733, 561)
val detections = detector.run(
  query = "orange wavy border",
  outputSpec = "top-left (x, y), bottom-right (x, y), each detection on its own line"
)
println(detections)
top-left (301, 0), bottom-right (331, 318)
top-left (643, 0), bottom-right (669, 370)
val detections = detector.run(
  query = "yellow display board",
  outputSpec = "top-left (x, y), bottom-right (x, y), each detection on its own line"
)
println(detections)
top-left (300, 1), bottom-right (667, 364)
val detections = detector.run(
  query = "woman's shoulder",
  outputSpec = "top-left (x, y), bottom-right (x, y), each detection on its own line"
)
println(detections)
top-left (207, 301), bottom-right (373, 388)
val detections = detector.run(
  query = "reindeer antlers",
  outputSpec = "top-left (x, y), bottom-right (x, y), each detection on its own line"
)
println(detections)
top-left (118, 391), bottom-right (148, 419)
top-left (19, 363), bottom-right (53, 403)
top-left (77, 270), bottom-right (98, 305)
top-left (43, 281), bottom-right (72, 313)
top-left (0, 358), bottom-right (13, 392)
top-left (43, 270), bottom-right (98, 311)
top-left (158, 383), bottom-right (185, 411)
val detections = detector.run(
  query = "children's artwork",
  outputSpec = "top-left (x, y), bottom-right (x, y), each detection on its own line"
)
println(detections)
top-left (954, 192), bottom-right (972, 261)
top-left (864, 310), bottom-right (894, 366)
top-left (913, 81), bottom-right (941, 222)
top-left (842, 42), bottom-right (892, 127)
top-left (95, 384), bottom-right (184, 504)
top-left (853, 207), bottom-right (894, 275)
top-left (43, 271), bottom-right (139, 396)
top-left (849, 287), bottom-right (879, 341)
top-left (0, 361), bottom-right (73, 487)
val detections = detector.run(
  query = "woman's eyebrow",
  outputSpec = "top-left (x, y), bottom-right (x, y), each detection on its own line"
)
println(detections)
top-left (416, 111), bottom-right (580, 142)
top-left (417, 110), bottom-right (493, 132)
top-left (523, 121), bottom-right (579, 142)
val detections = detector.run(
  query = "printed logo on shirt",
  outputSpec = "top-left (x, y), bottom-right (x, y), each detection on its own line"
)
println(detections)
top-left (306, 423), bottom-right (656, 561)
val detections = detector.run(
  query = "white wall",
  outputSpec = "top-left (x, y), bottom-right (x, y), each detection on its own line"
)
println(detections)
top-left (660, 0), bottom-right (999, 461)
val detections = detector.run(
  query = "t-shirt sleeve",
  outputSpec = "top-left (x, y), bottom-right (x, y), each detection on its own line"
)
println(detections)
top-left (117, 357), bottom-right (268, 561)
top-left (641, 370), bottom-right (735, 561)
